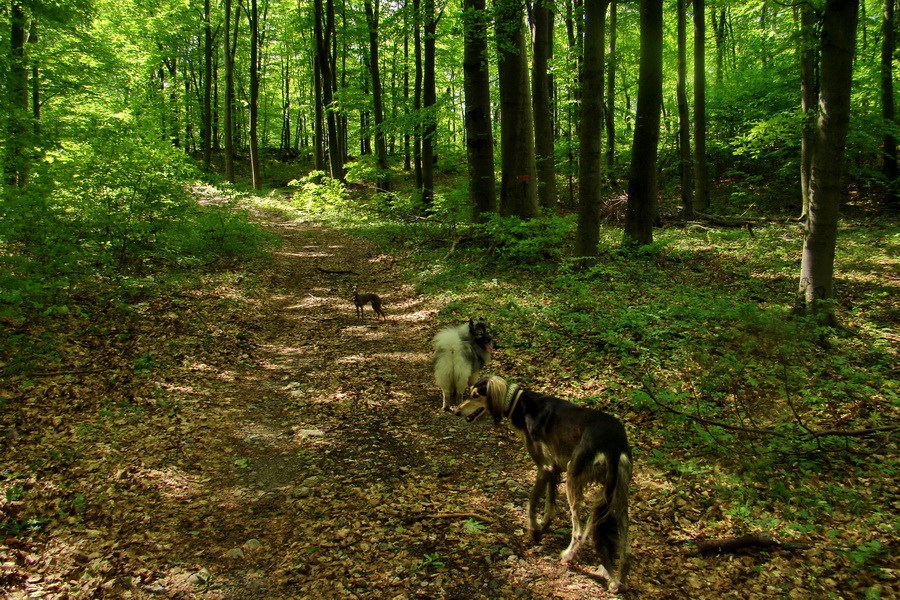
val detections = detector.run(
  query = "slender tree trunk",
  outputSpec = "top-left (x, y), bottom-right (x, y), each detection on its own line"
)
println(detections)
top-left (623, 0), bottom-right (663, 247)
top-left (422, 0), bottom-right (437, 207)
top-left (314, 0), bottom-right (342, 179)
top-left (605, 0), bottom-right (617, 173)
top-left (29, 20), bottom-right (39, 136)
top-left (881, 0), bottom-right (898, 210)
top-left (676, 0), bottom-right (693, 219)
top-left (799, 3), bottom-right (817, 218)
top-left (203, 0), bottom-right (213, 170)
top-left (495, 0), bottom-right (538, 218)
top-left (712, 7), bottom-right (726, 84)
top-left (403, 30), bottom-right (411, 171)
top-left (576, 0), bottom-right (609, 257)
top-left (313, 59), bottom-right (325, 171)
top-left (413, 0), bottom-right (423, 190)
top-left (462, 0), bottom-right (497, 221)
top-left (531, 0), bottom-right (556, 210)
top-left (223, 0), bottom-right (236, 182)
top-left (365, 0), bottom-right (390, 192)
top-left (693, 0), bottom-right (709, 212)
top-left (797, 0), bottom-right (858, 325)
top-left (5, 0), bottom-right (31, 187)
top-left (248, 0), bottom-right (262, 189)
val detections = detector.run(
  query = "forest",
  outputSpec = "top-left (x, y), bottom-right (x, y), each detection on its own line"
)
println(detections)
top-left (1, 0), bottom-right (898, 598)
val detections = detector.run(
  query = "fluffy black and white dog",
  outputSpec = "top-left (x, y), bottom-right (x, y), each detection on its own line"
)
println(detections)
top-left (431, 319), bottom-right (493, 411)
top-left (456, 375), bottom-right (632, 593)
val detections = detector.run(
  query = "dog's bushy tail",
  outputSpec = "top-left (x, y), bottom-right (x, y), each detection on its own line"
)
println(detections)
top-left (592, 451), bottom-right (632, 570)
top-left (433, 325), bottom-right (473, 399)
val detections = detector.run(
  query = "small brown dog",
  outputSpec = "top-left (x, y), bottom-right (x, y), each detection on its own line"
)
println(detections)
top-left (353, 286), bottom-right (386, 321)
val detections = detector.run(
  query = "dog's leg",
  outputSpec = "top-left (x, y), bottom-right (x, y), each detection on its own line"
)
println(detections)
top-left (540, 468), bottom-right (559, 533)
top-left (561, 473), bottom-right (587, 563)
top-left (527, 467), bottom-right (556, 542)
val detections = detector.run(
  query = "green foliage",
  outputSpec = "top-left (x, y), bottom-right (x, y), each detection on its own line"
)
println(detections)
top-left (288, 172), bottom-right (350, 215)
top-left (475, 213), bottom-right (576, 264)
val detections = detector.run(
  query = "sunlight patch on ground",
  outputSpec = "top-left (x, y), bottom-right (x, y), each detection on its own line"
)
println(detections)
top-left (335, 351), bottom-right (429, 365)
top-left (133, 467), bottom-right (208, 499)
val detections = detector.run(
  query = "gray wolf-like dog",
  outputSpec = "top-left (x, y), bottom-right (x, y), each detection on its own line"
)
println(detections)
top-left (431, 319), bottom-right (493, 411)
top-left (455, 375), bottom-right (632, 593)
top-left (353, 286), bottom-right (386, 321)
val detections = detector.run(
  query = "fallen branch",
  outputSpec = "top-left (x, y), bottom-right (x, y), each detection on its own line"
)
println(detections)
top-left (641, 381), bottom-right (899, 440)
top-left (315, 267), bottom-right (359, 275)
top-left (690, 533), bottom-right (809, 556)
top-left (406, 512), bottom-right (494, 525)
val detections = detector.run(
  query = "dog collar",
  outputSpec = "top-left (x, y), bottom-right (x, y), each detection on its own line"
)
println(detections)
top-left (505, 384), bottom-right (523, 418)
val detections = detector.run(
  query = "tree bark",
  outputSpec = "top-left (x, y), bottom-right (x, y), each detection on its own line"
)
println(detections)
top-left (605, 0), bottom-right (617, 174)
top-left (462, 0), bottom-right (497, 221)
top-left (248, 0), bottom-right (262, 190)
top-left (797, 0), bottom-right (859, 325)
top-left (314, 0), bottom-right (342, 179)
top-left (623, 0), bottom-right (663, 247)
top-left (531, 0), bottom-right (556, 210)
top-left (422, 0), bottom-right (437, 207)
top-left (202, 0), bottom-right (213, 170)
top-left (495, 0), bottom-right (538, 218)
top-left (881, 0), bottom-right (898, 210)
top-left (693, 0), bottom-right (709, 212)
top-left (365, 0), bottom-right (390, 192)
top-left (413, 0), bottom-right (423, 191)
top-left (799, 3), bottom-right (817, 218)
top-left (5, 0), bottom-right (31, 187)
top-left (575, 0), bottom-right (609, 257)
top-left (223, 0), bottom-right (237, 182)
top-left (677, 0), bottom-right (693, 219)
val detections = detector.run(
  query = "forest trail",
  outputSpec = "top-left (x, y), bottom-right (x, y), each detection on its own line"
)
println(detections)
top-left (131, 216), bottom-right (626, 600)
top-left (5, 211), bottom-right (825, 600)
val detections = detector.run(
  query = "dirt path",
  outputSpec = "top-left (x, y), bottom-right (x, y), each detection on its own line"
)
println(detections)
top-left (129, 218), bottom-right (625, 600)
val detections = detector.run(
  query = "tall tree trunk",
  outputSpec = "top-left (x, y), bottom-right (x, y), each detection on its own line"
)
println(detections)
top-left (223, 0), bottom-right (236, 182)
top-left (575, 0), bottom-right (609, 257)
top-left (422, 0), bottom-right (437, 206)
top-left (5, 0), bottom-right (31, 187)
top-left (403, 28), bottom-right (411, 171)
top-left (365, 0), bottom-right (390, 192)
top-left (248, 0), bottom-right (262, 190)
top-left (799, 3), bottom-right (817, 218)
top-left (676, 0), bottom-right (693, 219)
top-left (605, 0), bottom-right (617, 173)
top-left (693, 0), bottom-right (709, 212)
top-left (314, 0), bottom-right (342, 179)
top-left (797, 0), bottom-right (858, 325)
top-left (413, 0), bottom-right (423, 191)
top-left (29, 20), bottom-right (39, 135)
top-left (313, 60), bottom-right (325, 171)
top-left (711, 7), bottom-right (726, 84)
top-left (495, 0), bottom-right (538, 218)
top-left (881, 0), bottom-right (898, 210)
top-left (623, 0), bottom-right (663, 247)
top-left (462, 0), bottom-right (497, 221)
top-left (202, 0), bottom-right (213, 170)
top-left (531, 0), bottom-right (556, 210)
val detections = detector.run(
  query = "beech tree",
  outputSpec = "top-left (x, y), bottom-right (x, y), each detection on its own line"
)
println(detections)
top-left (531, 0), bottom-right (556, 210)
top-left (495, 0), bottom-right (537, 218)
top-left (364, 0), bottom-right (390, 192)
top-left (623, 0), bottom-right (663, 247)
top-left (575, 0), bottom-right (609, 257)
top-left (693, 0), bottom-right (709, 213)
top-left (797, 0), bottom-right (859, 324)
top-left (462, 0), bottom-right (496, 220)
top-left (881, 0), bottom-right (897, 210)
